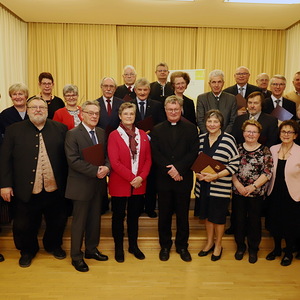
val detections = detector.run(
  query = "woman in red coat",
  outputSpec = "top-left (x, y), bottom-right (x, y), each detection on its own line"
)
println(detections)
top-left (108, 102), bottom-right (152, 263)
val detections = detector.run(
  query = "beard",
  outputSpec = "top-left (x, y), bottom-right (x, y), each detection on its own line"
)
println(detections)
top-left (30, 113), bottom-right (47, 127)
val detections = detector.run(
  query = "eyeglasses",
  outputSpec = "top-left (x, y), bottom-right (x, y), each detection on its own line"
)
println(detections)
top-left (236, 73), bottom-right (249, 76)
top-left (83, 111), bottom-right (99, 117)
top-left (271, 83), bottom-right (286, 87)
top-left (65, 94), bottom-right (78, 98)
top-left (124, 73), bottom-right (136, 77)
top-left (244, 130), bottom-right (259, 135)
top-left (102, 85), bottom-right (115, 89)
top-left (40, 82), bottom-right (53, 86)
top-left (156, 70), bottom-right (168, 73)
top-left (166, 108), bottom-right (181, 113)
top-left (280, 130), bottom-right (295, 135)
top-left (28, 106), bottom-right (48, 111)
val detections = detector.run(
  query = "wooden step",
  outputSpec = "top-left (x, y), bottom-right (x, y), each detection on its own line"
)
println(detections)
top-left (0, 211), bottom-right (274, 251)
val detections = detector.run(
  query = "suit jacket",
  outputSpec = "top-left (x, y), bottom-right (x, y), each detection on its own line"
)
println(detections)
top-left (149, 81), bottom-right (174, 104)
top-left (114, 84), bottom-right (136, 101)
top-left (197, 91), bottom-right (237, 134)
top-left (262, 90), bottom-right (272, 99)
top-left (232, 112), bottom-right (278, 148)
top-left (268, 143), bottom-right (300, 202)
top-left (65, 123), bottom-right (110, 201)
top-left (108, 128), bottom-right (152, 197)
top-left (150, 120), bottom-right (199, 192)
top-left (53, 106), bottom-right (83, 130)
top-left (223, 83), bottom-right (261, 98)
top-left (132, 98), bottom-right (166, 125)
top-left (96, 96), bottom-right (124, 132)
top-left (0, 105), bottom-right (28, 135)
top-left (182, 95), bottom-right (197, 125)
top-left (0, 119), bottom-right (68, 202)
top-left (262, 97), bottom-right (297, 120)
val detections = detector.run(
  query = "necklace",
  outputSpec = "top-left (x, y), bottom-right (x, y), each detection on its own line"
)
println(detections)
top-left (279, 143), bottom-right (293, 160)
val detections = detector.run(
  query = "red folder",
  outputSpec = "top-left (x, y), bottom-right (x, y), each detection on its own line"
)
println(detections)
top-left (191, 152), bottom-right (226, 174)
top-left (270, 105), bottom-right (293, 121)
top-left (82, 143), bottom-right (105, 166)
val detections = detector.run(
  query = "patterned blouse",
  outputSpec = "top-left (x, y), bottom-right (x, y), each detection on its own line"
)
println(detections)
top-left (232, 143), bottom-right (273, 197)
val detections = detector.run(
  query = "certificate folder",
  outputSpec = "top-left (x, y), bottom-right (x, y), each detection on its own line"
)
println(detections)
top-left (236, 93), bottom-right (247, 110)
top-left (191, 152), bottom-right (226, 174)
top-left (82, 143), bottom-right (105, 166)
top-left (270, 105), bottom-right (293, 121)
top-left (136, 116), bottom-right (154, 132)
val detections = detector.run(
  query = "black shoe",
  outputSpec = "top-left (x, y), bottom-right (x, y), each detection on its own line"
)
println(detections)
top-left (225, 227), bottom-right (234, 235)
top-left (235, 249), bottom-right (246, 261)
top-left (198, 244), bottom-right (215, 257)
top-left (249, 252), bottom-right (258, 264)
top-left (0, 254), bottom-right (4, 262)
top-left (115, 249), bottom-right (125, 263)
top-left (211, 248), bottom-right (223, 261)
top-left (146, 211), bottom-right (157, 218)
top-left (72, 259), bottom-right (89, 272)
top-left (266, 250), bottom-right (281, 261)
top-left (128, 247), bottom-right (145, 260)
top-left (19, 253), bottom-right (34, 268)
top-left (47, 247), bottom-right (66, 260)
top-left (85, 249), bottom-right (108, 261)
top-left (159, 248), bottom-right (170, 261)
top-left (177, 248), bottom-right (192, 262)
top-left (281, 255), bottom-right (293, 266)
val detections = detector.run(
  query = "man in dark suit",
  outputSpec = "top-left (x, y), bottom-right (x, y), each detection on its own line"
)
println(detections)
top-left (263, 75), bottom-right (297, 120)
top-left (150, 95), bottom-right (198, 262)
top-left (96, 77), bottom-right (124, 135)
top-left (197, 69), bottom-right (237, 134)
top-left (232, 91), bottom-right (278, 148)
top-left (65, 100), bottom-right (110, 272)
top-left (256, 73), bottom-right (272, 99)
top-left (114, 65), bottom-right (137, 101)
top-left (132, 78), bottom-right (166, 218)
top-left (223, 66), bottom-right (261, 98)
top-left (150, 62), bottom-right (174, 104)
top-left (0, 97), bottom-right (68, 268)
top-left (96, 77), bottom-right (123, 213)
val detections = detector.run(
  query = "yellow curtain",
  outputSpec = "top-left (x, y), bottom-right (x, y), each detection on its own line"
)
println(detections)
top-left (196, 27), bottom-right (286, 92)
top-left (285, 22), bottom-right (300, 92)
top-left (0, 5), bottom-right (27, 111)
top-left (28, 23), bottom-right (117, 103)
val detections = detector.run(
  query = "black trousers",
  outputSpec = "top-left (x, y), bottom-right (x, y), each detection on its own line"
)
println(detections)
top-left (13, 190), bottom-right (67, 256)
top-left (158, 189), bottom-right (191, 250)
top-left (143, 166), bottom-right (157, 213)
top-left (111, 195), bottom-right (143, 250)
top-left (233, 194), bottom-right (263, 253)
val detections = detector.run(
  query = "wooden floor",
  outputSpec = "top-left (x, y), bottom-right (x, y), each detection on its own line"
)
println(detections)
top-left (1, 212), bottom-right (300, 300)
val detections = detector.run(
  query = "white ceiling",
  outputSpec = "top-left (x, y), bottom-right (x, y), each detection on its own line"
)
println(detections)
top-left (1, 0), bottom-right (300, 29)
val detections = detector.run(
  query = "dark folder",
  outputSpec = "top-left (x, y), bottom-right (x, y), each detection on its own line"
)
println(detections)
top-left (191, 152), bottom-right (226, 174)
top-left (270, 105), bottom-right (293, 121)
top-left (236, 93), bottom-right (247, 110)
top-left (136, 116), bottom-right (154, 132)
top-left (82, 143), bottom-right (105, 166)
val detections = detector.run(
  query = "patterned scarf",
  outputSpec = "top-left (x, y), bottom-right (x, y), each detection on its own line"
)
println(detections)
top-left (120, 122), bottom-right (138, 157)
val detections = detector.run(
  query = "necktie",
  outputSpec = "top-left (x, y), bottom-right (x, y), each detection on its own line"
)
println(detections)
top-left (239, 87), bottom-right (244, 97)
top-left (106, 99), bottom-right (112, 116)
top-left (90, 130), bottom-right (97, 145)
top-left (250, 114), bottom-right (255, 120)
top-left (139, 101), bottom-right (145, 120)
top-left (128, 86), bottom-right (132, 93)
top-left (275, 99), bottom-right (280, 107)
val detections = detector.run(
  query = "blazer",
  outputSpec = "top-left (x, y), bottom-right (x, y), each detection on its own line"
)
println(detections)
top-left (96, 96), bottom-right (124, 131)
top-left (0, 119), bottom-right (68, 202)
top-left (268, 143), bottom-right (300, 202)
top-left (223, 83), bottom-right (261, 98)
top-left (149, 81), bottom-right (174, 104)
top-left (132, 98), bottom-right (166, 125)
top-left (114, 84), bottom-right (136, 100)
top-left (232, 112), bottom-right (278, 148)
top-left (64, 123), bottom-right (110, 201)
top-left (150, 120), bottom-right (199, 192)
top-left (262, 97), bottom-right (297, 120)
top-left (108, 128), bottom-right (152, 197)
top-left (53, 106), bottom-right (83, 130)
top-left (182, 95), bottom-right (197, 125)
top-left (0, 105), bottom-right (28, 135)
top-left (197, 91), bottom-right (237, 134)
